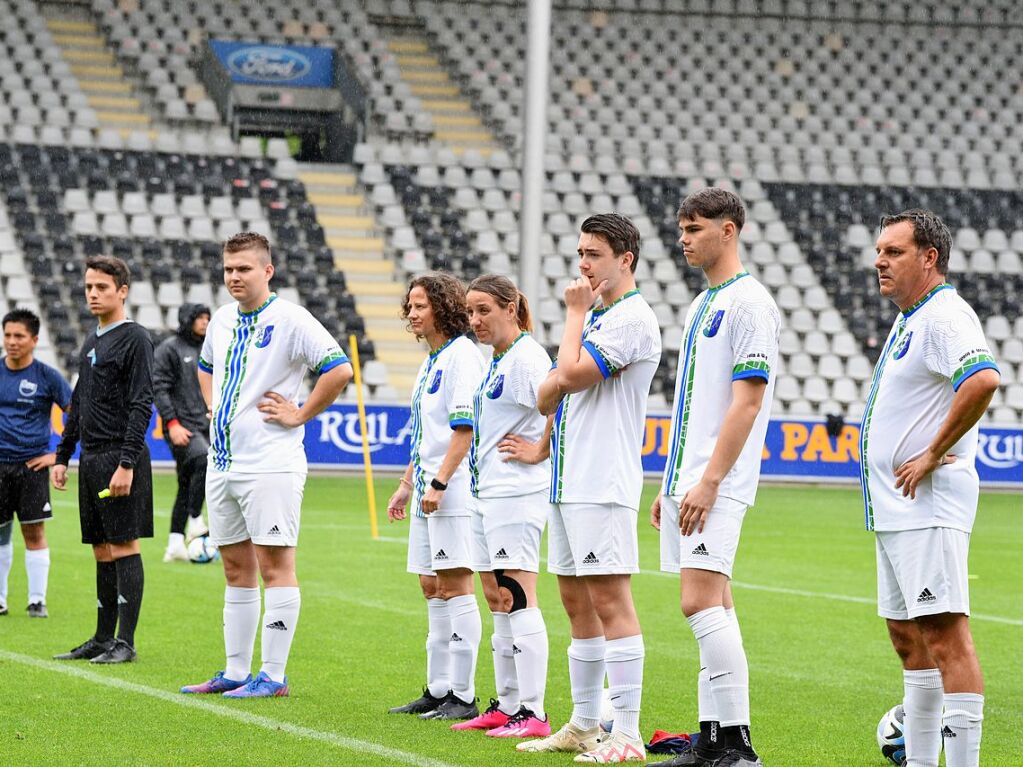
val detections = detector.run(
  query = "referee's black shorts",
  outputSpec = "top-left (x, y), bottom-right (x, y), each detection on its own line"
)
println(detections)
top-left (0, 461), bottom-right (53, 526)
top-left (78, 447), bottom-right (154, 545)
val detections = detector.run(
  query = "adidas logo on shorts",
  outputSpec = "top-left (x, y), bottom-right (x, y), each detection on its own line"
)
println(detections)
top-left (917, 588), bottom-right (937, 603)
top-left (942, 726), bottom-right (957, 738)
top-left (494, 548), bottom-right (509, 560)
top-left (268, 525), bottom-right (281, 536)
top-left (266, 620), bottom-right (287, 631)
top-left (450, 632), bottom-right (463, 642)
top-left (582, 551), bottom-right (600, 565)
top-left (434, 549), bottom-right (448, 561)
top-left (512, 644), bottom-right (521, 655)
top-left (692, 543), bottom-right (710, 556)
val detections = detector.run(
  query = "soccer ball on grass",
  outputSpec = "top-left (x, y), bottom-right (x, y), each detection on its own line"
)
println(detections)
top-left (876, 704), bottom-right (906, 766)
top-left (187, 534), bottom-right (220, 564)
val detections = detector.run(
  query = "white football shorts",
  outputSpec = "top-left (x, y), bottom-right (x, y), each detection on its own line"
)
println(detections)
top-left (406, 511), bottom-right (474, 575)
top-left (548, 502), bottom-right (638, 576)
top-left (206, 470), bottom-right (305, 547)
top-left (470, 491), bottom-right (549, 573)
top-left (659, 495), bottom-right (748, 577)
top-left (876, 527), bottom-right (971, 620)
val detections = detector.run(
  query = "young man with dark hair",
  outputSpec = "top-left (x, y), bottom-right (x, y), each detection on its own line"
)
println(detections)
top-left (181, 232), bottom-right (352, 698)
top-left (650, 188), bottom-right (780, 767)
top-left (154, 303), bottom-right (212, 562)
top-left (53, 255), bottom-right (155, 664)
top-left (861, 210), bottom-right (998, 767)
top-left (0, 309), bottom-right (72, 618)
top-left (519, 213), bottom-right (661, 763)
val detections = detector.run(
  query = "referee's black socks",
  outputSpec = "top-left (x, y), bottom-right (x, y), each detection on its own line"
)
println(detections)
top-left (114, 554), bottom-right (144, 647)
top-left (96, 561), bottom-right (118, 642)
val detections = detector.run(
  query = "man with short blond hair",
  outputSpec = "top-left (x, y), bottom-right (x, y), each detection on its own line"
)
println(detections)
top-left (181, 232), bottom-right (352, 698)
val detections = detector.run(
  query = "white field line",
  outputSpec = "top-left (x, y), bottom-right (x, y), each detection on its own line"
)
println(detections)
top-left (0, 650), bottom-right (462, 767)
top-left (640, 570), bottom-right (1023, 626)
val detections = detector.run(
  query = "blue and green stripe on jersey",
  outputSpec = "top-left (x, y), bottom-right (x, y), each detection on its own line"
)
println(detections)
top-left (549, 291), bottom-right (639, 503)
top-left (469, 333), bottom-right (526, 497)
top-left (210, 294), bottom-right (277, 471)
top-left (663, 272), bottom-right (753, 497)
top-left (409, 336), bottom-right (465, 517)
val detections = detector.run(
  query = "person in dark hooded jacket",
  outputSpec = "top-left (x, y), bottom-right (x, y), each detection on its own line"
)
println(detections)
top-left (153, 304), bottom-right (211, 562)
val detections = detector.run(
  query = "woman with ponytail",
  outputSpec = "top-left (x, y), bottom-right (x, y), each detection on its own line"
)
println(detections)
top-left (450, 274), bottom-right (554, 741)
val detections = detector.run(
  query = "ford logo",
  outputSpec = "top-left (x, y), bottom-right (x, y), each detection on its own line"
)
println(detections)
top-left (226, 47), bottom-right (311, 83)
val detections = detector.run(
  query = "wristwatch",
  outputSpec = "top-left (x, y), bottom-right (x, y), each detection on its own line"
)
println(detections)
top-left (430, 478), bottom-right (448, 491)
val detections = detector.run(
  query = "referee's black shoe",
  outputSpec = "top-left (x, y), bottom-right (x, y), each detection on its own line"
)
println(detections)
top-left (389, 687), bottom-right (445, 715)
top-left (54, 636), bottom-right (114, 660)
top-left (90, 638), bottom-right (137, 664)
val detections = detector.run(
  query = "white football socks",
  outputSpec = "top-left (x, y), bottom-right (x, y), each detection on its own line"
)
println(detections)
top-left (510, 607), bottom-right (549, 717)
top-left (605, 634), bottom-right (645, 740)
top-left (260, 586), bottom-right (300, 683)
top-left (0, 540), bottom-right (12, 606)
top-left (903, 668), bottom-right (943, 767)
top-left (426, 597), bottom-right (452, 698)
top-left (567, 635), bottom-right (606, 730)
top-left (447, 594), bottom-right (482, 702)
top-left (491, 611), bottom-right (520, 714)
top-left (688, 606), bottom-right (750, 727)
top-left (25, 547), bottom-right (49, 605)
top-left (942, 692), bottom-right (983, 767)
top-left (223, 585), bottom-right (260, 681)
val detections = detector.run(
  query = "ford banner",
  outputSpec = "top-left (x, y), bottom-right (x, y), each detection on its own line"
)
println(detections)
top-left (52, 406), bottom-right (1023, 488)
top-left (209, 40), bottom-right (334, 88)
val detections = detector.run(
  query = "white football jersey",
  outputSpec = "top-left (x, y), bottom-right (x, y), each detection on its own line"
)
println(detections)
top-left (410, 335), bottom-right (486, 517)
top-left (198, 294), bottom-right (348, 473)
top-left (860, 285), bottom-right (999, 532)
top-left (549, 290), bottom-right (661, 509)
top-left (662, 273), bottom-right (780, 506)
top-left (469, 332), bottom-right (552, 499)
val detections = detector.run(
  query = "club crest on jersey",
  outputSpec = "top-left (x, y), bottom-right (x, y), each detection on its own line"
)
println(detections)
top-left (427, 369), bottom-right (443, 394)
top-left (253, 325), bottom-right (275, 349)
top-left (486, 374), bottom-right (505, 400)
top-left (893, 331), bottom-right (913, 360)
top-left (18, 379), bottom-right (38, 397)
top-left (703, 309), bottom-right (725, 337)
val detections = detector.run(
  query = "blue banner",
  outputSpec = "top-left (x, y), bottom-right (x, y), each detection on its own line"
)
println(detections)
top-left (52, 405), bottom-right (1023, 487)
top-left (209, 40), bottom-right (334, 88)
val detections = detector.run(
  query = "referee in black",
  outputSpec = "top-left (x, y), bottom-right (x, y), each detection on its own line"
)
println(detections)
top-left (52, 256), bottom-right (155, 664)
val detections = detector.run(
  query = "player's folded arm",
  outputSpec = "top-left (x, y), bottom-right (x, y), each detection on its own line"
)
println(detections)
top-left (551, 345), bottom-right (608, 394)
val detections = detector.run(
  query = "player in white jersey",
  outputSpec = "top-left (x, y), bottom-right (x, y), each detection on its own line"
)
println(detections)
top-left (387, 272), bottom-right (486, 722)
top-left (181, 232), bottom-right (352, 698)
top-left (448, 274), bottom-right (553, 740)
top-left (649, 189), bottom-right (779, 767)
top-left (861, 211), bottom-right (998, 767)
top-left (520, 214), bottom-right (661, 763)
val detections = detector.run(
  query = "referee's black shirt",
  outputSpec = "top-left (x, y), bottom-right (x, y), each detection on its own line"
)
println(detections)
top-left (56, 321), bottom-right (155, 468)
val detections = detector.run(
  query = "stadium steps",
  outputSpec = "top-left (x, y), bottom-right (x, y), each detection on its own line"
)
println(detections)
top-left (44, 17), bottom-right (152, 132)
top-left (382, 33), bottom-right (498, 152)
top-left (298, 165), bottom-right (415, 399)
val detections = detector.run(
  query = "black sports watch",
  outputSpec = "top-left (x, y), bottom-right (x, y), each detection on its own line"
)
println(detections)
top-left (430, 478), bottom-right (448, 491)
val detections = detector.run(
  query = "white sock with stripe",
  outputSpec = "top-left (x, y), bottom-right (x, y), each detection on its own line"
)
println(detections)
top-left (447, 594), bottom-right (482, 702)
top-left (688, 607), bottom-right (749, 727)
top-left (510, 607), bottom-right (548, 718)
top-left (0, 539), bottom-right (12, 606)
top-left (260, 586), bottom-right (301, 684)
top-left (941, 692), bottom-right (983, 767)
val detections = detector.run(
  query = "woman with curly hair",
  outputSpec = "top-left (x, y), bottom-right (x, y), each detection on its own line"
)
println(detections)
top-left (387, 272), bottom-right (486, 722)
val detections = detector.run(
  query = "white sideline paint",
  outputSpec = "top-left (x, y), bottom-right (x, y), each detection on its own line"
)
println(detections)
top-left (640, 569), bottom-right (1023, 626)
top-left (0, 650), bottom-right (463, 767)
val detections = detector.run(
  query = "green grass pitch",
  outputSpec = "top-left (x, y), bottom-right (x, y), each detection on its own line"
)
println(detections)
top-left (2, 474), bottom-right (1020, 766)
